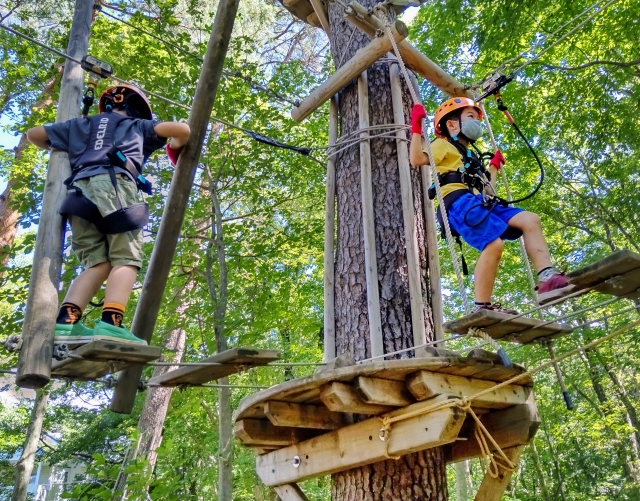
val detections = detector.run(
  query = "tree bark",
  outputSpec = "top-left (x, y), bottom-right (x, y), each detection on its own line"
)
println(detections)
top-left (327, 2), bottom-right (442, 499)
top-left (11, 388), bottom-right (49, 501)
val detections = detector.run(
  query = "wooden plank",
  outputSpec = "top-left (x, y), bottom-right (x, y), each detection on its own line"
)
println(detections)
top-left (282, 0), bottom-right (315, 25)
top-left (309, 0), bottom-right (330, 34)
top-left (274, 483), bottom-right (309, 501)
top-left (406, 371), bottom-right (531, 409)
top-left (443, 309), bottom-right (572, 343)
top-left (306, 11), bottom-right (321, 28)
top-left (389, 62), bottom-right (427, 356)
top-left (568, 250), bottom-right (640, 290)
top-left (146, 348), bottom-right (281, 387)
top-left (358, 71), bottom-right (384, 358)
top-left (474, 445), bottom-right (525, 501)
top-left (446, 396), bottom-right (540, 463)
top-left (255, 405), bottom-right (466, 485)
top-left (233, 419), bottom-right (319, 447)
top-left (51, 341), bottom-right (162, 380)
top-left (355, 376), bottom-right (414, 407)
top-left (324, 96), bottom-right (338, 362)
top-left (320, 381), bottom-right (393, 415)
top-left (264, 401), bottom-right (344, 430)
top-left (345, 1), bottom-right (471, 98)
top-left (291, 20), bottom-right (408, 121)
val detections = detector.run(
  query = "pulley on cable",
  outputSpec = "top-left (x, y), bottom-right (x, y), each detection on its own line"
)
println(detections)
top-left (80, 55), bottom-right (113, 117)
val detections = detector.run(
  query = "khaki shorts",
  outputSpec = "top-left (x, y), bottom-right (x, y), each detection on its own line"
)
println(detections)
top-left (70, 175), bottom-right (143, 269)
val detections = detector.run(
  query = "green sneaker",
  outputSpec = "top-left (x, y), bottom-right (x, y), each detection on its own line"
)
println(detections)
top-left (54, 322), bottom-right (94, 344)
top-left (93, 320), bottom-right (147, 345)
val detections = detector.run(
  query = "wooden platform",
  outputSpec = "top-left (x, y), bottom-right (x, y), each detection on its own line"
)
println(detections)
top-left (232, 351), bottom-right (539, 488)
top-left (443, 309), bottom-right (573, 345)
top-left (567, 250), bottom-right (640, 299)
top-left (147, 348), bottom-right (281, 387)
top-left (51, 340), bottom-right (162, 380)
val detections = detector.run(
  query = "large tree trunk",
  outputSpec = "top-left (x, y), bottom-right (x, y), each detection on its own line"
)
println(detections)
top-left (11, 388), bottom-right (49, 501)
top-left (327, 3), bottom-right (445, 499)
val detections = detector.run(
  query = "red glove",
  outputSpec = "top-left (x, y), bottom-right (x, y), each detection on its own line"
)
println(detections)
top-left (411, 104), bottom-right (426, 135)
top-left (489, 149), bottom-right (505, 170)
top-left (166, 143), bottom-right (182, 166)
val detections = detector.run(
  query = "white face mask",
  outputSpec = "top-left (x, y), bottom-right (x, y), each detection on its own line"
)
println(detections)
top-left (460, 119), bottom-right (484, 141)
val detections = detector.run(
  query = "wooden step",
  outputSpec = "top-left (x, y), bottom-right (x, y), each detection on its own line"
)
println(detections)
top-left (568, 250), bottom-right (640, 299)
top-left (51, 340), bottom-right (162, 380)
top-left (147, 348), bottom-right (281, 387)
top-left (443, 309), bottom-right (573, 345)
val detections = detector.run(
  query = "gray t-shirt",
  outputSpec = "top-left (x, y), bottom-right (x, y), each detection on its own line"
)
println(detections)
top-left (44, 115), bottom-right (167, 182)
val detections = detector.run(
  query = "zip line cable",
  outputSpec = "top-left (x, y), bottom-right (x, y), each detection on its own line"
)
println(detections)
top-left (0, 20), bottom-right (322, 163)
top-left (96, 3), bottom-right (301, 107)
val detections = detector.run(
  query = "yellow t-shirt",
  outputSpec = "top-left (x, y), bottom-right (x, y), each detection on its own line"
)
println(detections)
top-left (423, 138), bottom-right (468, 198)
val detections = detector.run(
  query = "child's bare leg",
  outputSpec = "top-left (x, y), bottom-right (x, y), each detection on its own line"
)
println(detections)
top-left (507, 211), bottom-right (552, 271)
top-left (63, 262), bottom-right (112, 310)
top-left (474, 238), bottom-right (504, 303)
top-left (104, 265), bottom-right (138, 306)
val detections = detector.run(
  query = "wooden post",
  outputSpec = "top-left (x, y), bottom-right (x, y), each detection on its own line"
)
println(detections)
top-left (109, 0), bottom-right (241, 414)
top-left (324, 96), bottom-right (338, 362)
top-left (357, 71), bottom-right (383, 359)
top-left (389, 62), bottom-right (427, 356)
top-left (16, 0), bottom-right (94, 389)
top-left (274, 484), bottom-right (309, 501)
top-left (407, 72), bottom-right (445, 343)
top-left (291, 20), bottom-right (408, 122)
top-left (309, 0), bottom-right (330, 34)
top-left (345, 1), bottom-right (472, 98)
top-left (474, 445), bottom-right (525, 501)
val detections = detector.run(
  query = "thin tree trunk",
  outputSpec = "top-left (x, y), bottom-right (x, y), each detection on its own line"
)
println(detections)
top-left (528, 441), bottom-right (552, 501)
top-left (454, 461), bottom-right (470, 500)
top-left (327, 2), bottom-right (443, 499)
top-left (11, 388), bottom-right (49, 501)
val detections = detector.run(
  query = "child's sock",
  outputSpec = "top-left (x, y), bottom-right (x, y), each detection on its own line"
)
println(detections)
top-left (56, 302), bottom-right (83, 325)
top-left (475, 301), bottom-right (491, 308)
top-left (102, 302), bottom-right (125, 327)
top-left (538, 267), bottom-right (558, 282)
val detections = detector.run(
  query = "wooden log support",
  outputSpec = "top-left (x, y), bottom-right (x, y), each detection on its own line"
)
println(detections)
top-left (234, 419), bottom-right (319, 448)
top-left (264, 401), bottom-right (344, 430)
top-left (320, 381), bottom-right (393, 414)
top-left (146, 348), bottom-right (281, 387)
top-left (309, 0), bottom-right (330, 34)
top-left (255, 404), bottom-right (466, 485)
top-left (407, 371), bottom-right (531, 409)
top-left (447, 396), bottom-right (540, 463)
top-left (324, 96), bottom-right (338, 362)
top-left (355, 376), bottom-right (414, 407)
top-left (109, 0), bottom-right (241, 414)
top-left (291, 20), bottom-right (408, 121)
top-left (358, 71), bottom-right (384, 358)
top-left (16, 0), bottom-right (94, 389)
top-left (345, 1), bottom-right (471, 98)
top-left (474, 445), bottom-right (525, 501)
top-left (389, 62), bottom-right (428, 356)
top-left (51, 341), bottom-right (162, 380)
top-left (274, 483), bottom-right (310, 501)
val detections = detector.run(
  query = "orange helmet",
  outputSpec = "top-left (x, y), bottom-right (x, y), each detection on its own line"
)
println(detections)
top-left (434, 97), bottom-right (482, 138)
top-left (99, 84), bottom-right (153, 120)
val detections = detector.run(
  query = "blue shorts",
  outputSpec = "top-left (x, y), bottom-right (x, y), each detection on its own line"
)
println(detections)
top-left (447, 193), bottom-right (523, 251)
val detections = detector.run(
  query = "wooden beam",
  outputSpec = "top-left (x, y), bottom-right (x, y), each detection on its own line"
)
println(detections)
top-left (447, 398), bottom-right (540, 463)
top-left (274, 483), bottom-right (309, 501)
top-left (146, 348), bottom-right (281, 387)
top-left (291, 20), bottom-right (408, 121)
top-left (233, 419), bottom-right (318, 447)
top-left (324, 96), bottom-right (338, 362)
top-left (358, 71), bottom-right (384, 358)
top-left (407, 371), bottom-right (531, 409)
top-left (320, 381), bottom-right (394, 414)
top-left (408, 72), bottom-right (445, 344)
top-left (345, 1), bottom-right (471, 98)
top-left (16, 0), bottom-right (94, 389)
top-left (355, 376), bottom-right (414, 407)
top-left (264, 401), bottom-right (344, 430)
top-left (110, 0), bottom-right (241, 414)
top-left (306, 11), bottom-right (321, 28)
top-left (309, 0), bottom-right (330, 34)
top-left (389, 61), bottom-right (427, 356)
top-left (474, 445), bottom-right (525, 501)
top-left (256, 404), bottom-right (466, 485)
